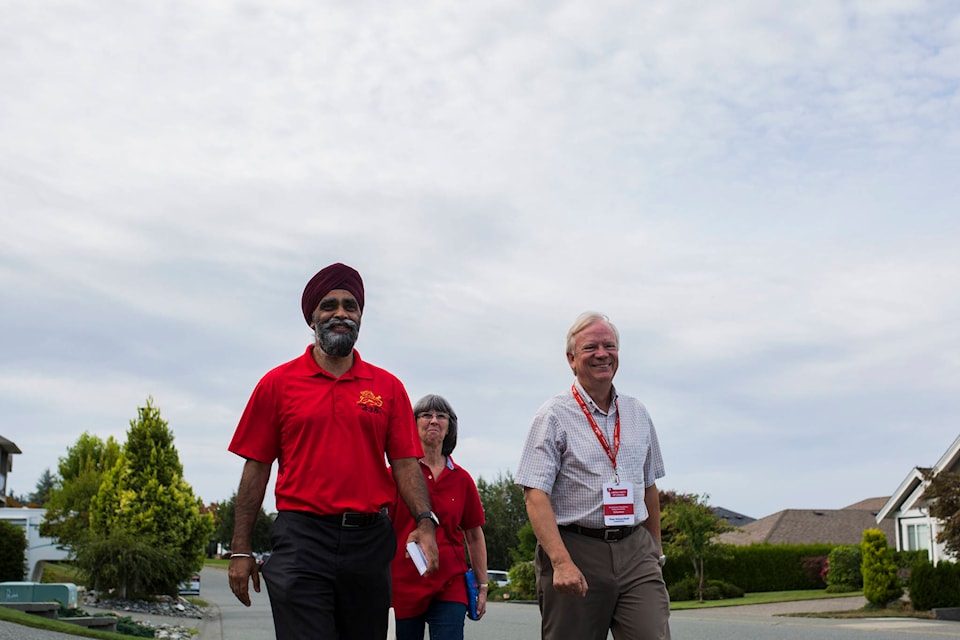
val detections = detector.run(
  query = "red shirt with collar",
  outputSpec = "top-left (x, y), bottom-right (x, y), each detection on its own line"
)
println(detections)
top-left (390, 456), bottom-right (486, 618)
top-left (229, 346), bottom-right (422, 514)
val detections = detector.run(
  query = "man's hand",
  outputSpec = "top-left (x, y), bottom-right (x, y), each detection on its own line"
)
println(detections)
top-left (228, 555), bottom-right (260, 606)
top-left (407, 520), bottom-right (440, 574)
top-left (552, 559), bottom-right (588, 597)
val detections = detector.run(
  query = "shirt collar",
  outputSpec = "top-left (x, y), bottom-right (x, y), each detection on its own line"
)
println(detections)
top-left (294, 345), bottom-right (373, 380)
top-left (572, 380), bottom-right (619, 414)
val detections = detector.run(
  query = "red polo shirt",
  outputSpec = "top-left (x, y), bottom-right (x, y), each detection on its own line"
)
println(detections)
top-left (229, 346), bottom-right (422, 514)
top-left (390, 456), bottom-right (486, 618)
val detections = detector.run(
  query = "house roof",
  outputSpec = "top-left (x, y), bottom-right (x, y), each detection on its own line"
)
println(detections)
top-left (0, 435), bottom-right (22, 455)
top-left (712, 506), bottom-right (756, 527)
top-left (842, 497), bottom-right (890, 512)
top-left (877, 433), bottom-right (960, 522)
top-left (716, 504), bottom-right (896, 547)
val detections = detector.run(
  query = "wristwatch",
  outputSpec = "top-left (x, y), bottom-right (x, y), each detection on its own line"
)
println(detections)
top-left (658, 554), bottom-right (667, 567)
top-left (416, 511), bottom-right (440, 528)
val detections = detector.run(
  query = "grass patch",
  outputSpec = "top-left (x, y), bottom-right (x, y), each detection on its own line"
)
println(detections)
top-left (205, 558), bottom-right (230, 569)
top-left (670, 590), bottom-right (864, 610)
top-left (41, 561), bottom-right (83, 584)
top-left (0, 605), bottom-right (132, 639)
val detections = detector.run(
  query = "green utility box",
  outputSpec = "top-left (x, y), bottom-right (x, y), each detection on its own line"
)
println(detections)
top-left (0, 582), bottom-right (36, 603)
top-left (0, 582), bottom-right (78, 608)
top-left (34, 583), bottom-right (78, 608)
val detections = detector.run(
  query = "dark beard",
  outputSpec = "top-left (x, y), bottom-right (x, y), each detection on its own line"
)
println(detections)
top-left (315, 318), bottom-right (359, 357)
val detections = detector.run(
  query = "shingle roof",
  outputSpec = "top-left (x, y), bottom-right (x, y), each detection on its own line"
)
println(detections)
top-left (716, 504), bottom-right (896, 546)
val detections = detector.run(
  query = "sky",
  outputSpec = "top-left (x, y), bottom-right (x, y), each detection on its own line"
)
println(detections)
top-left (2, 1), bottom-right (959, 521)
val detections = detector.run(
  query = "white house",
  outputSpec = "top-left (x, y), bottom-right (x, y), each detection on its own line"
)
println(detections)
top-left (876, 434), bottom-right (960, 564)
top-left (0, 507), bottom-right (70, 581)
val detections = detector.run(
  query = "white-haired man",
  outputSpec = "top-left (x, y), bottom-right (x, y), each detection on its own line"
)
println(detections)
top-left (516, 311), bottom-right (670, 640)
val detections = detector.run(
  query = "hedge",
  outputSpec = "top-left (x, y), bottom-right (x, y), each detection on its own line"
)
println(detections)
top-left (663, 544), bottom-right (834, 592)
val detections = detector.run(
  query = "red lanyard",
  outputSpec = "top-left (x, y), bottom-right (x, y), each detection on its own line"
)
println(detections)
top-left (571, 385), bottom-right (620, 477)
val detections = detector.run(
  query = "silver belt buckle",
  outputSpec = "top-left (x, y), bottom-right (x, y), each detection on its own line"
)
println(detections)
top-left (603, 528), bottom-right (619, 542)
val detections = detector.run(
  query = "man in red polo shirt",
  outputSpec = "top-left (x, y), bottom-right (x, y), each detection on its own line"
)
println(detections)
top-left (227, 262), bottom-right (440, 640)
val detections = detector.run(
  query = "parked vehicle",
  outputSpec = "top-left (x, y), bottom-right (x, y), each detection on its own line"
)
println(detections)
top-left (487, 570), bottom-right (509, 587)
top-left (178, 574), bottom-right (201, 596)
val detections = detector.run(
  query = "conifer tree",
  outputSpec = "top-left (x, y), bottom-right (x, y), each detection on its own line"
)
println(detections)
top-left (86, 398), bottom-right (214, 596)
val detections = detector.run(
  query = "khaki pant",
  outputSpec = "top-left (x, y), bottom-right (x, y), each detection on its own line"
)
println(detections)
top-left (535, 526), bottom-right (671, 640)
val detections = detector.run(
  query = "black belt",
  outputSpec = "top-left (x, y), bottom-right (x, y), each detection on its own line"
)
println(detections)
top-left (307, 508), bottom-right (388, 528)
top-left (560, 523), bottom-right (641, 542)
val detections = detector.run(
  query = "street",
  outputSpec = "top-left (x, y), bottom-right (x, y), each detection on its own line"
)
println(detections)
top-left (198, 566), bottom-right (959, 640)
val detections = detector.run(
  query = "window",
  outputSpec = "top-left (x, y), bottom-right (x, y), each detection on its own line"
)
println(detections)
top-left (905, 523), bottom-right (930, 551)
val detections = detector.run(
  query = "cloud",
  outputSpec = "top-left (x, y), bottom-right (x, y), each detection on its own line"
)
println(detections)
top-left (1, 1), bottom-right (958, 520)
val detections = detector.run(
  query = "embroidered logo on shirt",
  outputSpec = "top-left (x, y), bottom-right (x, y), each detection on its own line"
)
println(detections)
top-left (357, 390), bottom-right (383, 413)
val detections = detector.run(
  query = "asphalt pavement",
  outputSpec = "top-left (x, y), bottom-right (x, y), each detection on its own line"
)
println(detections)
top-left (196, 568), bottom-right (960, 640)
top-left (5, 571), bottom-right (956, 640)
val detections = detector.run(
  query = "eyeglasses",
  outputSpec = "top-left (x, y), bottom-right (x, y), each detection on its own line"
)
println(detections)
top-left (417, 412), bottom-right (449, 421)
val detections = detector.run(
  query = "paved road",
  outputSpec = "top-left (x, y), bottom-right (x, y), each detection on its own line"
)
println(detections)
top-left (198, 565), bottom-right (274, 640)
top-left (6, 570), bottom-right (956, 640)
top-left (197, 566), bottom-right (959, 640)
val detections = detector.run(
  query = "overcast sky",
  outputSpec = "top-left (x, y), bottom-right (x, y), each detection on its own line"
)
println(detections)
top-left (2, 1), bottom-right (959, 521)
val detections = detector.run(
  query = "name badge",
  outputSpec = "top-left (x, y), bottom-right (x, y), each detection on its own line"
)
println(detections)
top-left (602, 481), bottom-right (635, 526)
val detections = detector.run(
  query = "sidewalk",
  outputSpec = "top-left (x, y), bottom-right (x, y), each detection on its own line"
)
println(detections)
top-left (676, 595), bottom-right (869, 617)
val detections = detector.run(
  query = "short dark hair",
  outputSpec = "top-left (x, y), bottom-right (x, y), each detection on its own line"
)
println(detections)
top-left (412, 394), bottom-right (458, 456)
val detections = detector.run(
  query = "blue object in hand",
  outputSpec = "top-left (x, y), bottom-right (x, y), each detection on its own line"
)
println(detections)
top-left (465, 569), bottom-right (480, 620)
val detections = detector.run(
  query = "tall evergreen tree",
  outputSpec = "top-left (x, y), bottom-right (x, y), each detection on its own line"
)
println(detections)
top-left (29, 468), bottom-right (56, 506)
top-left (87, 398), bottom-right (214, 596)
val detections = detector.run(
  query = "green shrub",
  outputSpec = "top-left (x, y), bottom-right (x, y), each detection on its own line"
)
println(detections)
top-left (909, 560), bottom-right (960, 611)
top-left (825, 545), bottom-right (862, 592)
top-left (507, 561), bottom-right (536, 599)
top-left (0, 520), bottom-right (27, 581)
top-left (671, 544), bottom-right (835, 593)
top-left (74, 532), bottom-right (191, 599)
top-left (668, 576), bottom-right (744, 602)
top-left (861, 529), bottom-right (902, 606)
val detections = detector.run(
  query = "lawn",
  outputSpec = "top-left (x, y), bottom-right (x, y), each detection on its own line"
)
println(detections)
top-left (670, 589), bottom-right (864, 611)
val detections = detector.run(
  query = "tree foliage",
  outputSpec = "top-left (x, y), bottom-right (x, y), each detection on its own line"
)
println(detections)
top-left (213, 493), bottom-right (273, 553)
top-left (0, 519), bottom-right (27, 581)
top-left (861, 528), bottom-right (902, 606)
top-left (477, 471), bottom-right (528, 570)
top-left (922, 469), bottom-right (960, 557)
top-left (511, 521), bottom-right (537, 564)
top-left (40, 432), bottom-right (122, 547)
top-left (86, 398), bottom-right (214, 595)
top-left (29, 468), bottom-right (56, 506)
top-left (74, 531), bottom-right (188, 600)
top-left (661, 493), bottom-right (734, 603)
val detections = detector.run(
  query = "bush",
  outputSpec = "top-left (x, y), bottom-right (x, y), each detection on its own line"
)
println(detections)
top-left (665, 543), bottom-right (836, 593)
top-left (909, 560), bottom-right (960, 611)
top-left (861, 529), bottom-right (902, 606)
top-left (507, 561), bottom-right (536, 600)
top-left (74, 532), bottom-right (192, 599)
top-left (825, 545), bottom-right (862, 592)
top-left (668, 577), bottom-right (744, 602)
top-left (0, 520), bottom-right (27, 581)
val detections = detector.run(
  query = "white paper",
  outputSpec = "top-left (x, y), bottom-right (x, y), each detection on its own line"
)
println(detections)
top-left (406, 541), bottom-right (428, 575)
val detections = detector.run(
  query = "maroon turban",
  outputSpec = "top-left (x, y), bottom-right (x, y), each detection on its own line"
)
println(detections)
top-left (301, 263), bottom-right (365, 325)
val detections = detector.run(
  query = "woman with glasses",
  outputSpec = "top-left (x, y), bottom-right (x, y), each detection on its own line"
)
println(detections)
top-left (389, 394), bottom-right (488, 640)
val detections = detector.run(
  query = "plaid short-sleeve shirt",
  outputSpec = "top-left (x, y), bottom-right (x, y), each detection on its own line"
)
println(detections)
top-left (516, 381), bottom-right (665, 528)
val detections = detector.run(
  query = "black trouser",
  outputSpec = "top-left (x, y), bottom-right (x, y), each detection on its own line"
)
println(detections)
top-left (261, 510), bottom-right (396, 640)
